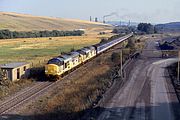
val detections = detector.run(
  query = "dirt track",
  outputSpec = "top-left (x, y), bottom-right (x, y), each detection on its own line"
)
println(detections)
top-left (83, 38), bottom-right (180, 120)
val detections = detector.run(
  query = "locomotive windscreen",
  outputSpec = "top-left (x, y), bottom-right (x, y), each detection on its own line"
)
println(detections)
top-left (48, 58), bottom-right (63, 66)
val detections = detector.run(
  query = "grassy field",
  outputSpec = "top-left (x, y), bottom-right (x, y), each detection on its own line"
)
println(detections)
top-left (0, 34), bottom-right (114, 65)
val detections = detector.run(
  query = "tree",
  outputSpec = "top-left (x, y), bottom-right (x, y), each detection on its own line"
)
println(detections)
top-left (137, 23), bottom-right (155, 34)
top-left (126, 38), bottom-right (135, 49)
top-left (100, 38), bottom-right (108, 43)
top-left (0, 29), bottom-right (13, 39)
top-left (112, 28), bottom-right (119, 34)
top-left (95, 17), bottom-right (98, 22)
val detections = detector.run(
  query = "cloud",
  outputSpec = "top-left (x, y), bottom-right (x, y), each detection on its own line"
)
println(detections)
top-left (118, 13), bottom-right (148, 22)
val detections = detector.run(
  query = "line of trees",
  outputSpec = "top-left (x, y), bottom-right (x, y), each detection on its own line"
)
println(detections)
top-left (0, 29), bottom-right (85, 39)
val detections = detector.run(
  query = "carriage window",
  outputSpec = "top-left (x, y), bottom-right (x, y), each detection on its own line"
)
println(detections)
top-left (23, 66), bottom-right (26, 71)
top-left (86, 53), bottom-right (89, 58)
top-left (72, 60), bottom-right (75, 65)
top-left (65, 63), bottom-right (68, 68)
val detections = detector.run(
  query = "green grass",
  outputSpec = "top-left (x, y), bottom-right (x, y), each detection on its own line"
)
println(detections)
top-left (0, 35), bottom-right (107, 65)
top-left (0, 44), bottom-right (95, 64)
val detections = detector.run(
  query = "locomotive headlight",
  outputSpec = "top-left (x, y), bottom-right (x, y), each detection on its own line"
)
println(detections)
top-left (54, 68), bottom-right (59, 73)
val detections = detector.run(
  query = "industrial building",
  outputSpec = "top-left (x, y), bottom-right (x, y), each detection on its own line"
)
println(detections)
top-left (0, 62), bottom-right (30, 82)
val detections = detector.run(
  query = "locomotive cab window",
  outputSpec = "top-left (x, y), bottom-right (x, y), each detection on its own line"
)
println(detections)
top-left (48, 59), bottom-right (62, 66)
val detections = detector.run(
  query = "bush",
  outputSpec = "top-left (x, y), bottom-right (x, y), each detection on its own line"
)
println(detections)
top-left (126, 38), bottom-right (135, 49)
top-left (71, 48), bottom-right (75, 52)
top-left (100, 38), bottom-right (108, 43)
top-left (0, 69), bottom-right (3, 81)
top-left (99, 32), bottom-right (106, 35)
top-left (29, 67), bottom-right (45, 81)
top-left (111, 52), bottom-right (120, 63)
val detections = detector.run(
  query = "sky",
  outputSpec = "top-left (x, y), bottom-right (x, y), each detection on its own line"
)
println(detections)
top-left (0, 0), bottom-right (180, 24)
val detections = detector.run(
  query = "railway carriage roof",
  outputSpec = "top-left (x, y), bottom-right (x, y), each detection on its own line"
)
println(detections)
top-left (59, 54), bottom-right (72, 62)
top-left (76, 50), bottom-right (86, 55)
top-left (85, 46), bottom-right (95, 50)
top-left (76, 47), bottom-right (91, 55)
top-left (81, 48), bottom-right (91, 53)
top-left (69, 52), bottom-right (79, 58)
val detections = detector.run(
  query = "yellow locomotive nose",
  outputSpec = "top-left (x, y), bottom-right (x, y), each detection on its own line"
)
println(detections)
top-left (45, 64), bottom-right (59, 76)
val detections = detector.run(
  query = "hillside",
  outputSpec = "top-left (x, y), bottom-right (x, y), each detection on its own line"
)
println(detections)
top-left (155, 22), bottom-right (180, 32)
top-left (0, 12), bottom-right (112, 33)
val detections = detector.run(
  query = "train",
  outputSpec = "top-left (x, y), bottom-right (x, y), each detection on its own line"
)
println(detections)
top-left (45, 33), bottom-right (133, 80)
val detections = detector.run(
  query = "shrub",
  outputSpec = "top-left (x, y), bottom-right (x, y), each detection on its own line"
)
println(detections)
top-left (29, 67), bottom-right (45, 81)
top-left (137, 23), bottom-right (155, 34)
top-left (111, 52), bottom-right (120, 63)
top-left (126, 38), bottom-right (135, 49)
top-left (100, 38), bottom-right (108, 43)
top-left (0, 68), bottom-right (3, 81)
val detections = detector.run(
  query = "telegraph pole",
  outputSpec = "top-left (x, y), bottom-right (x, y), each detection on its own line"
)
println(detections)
top-left (178, 51), bottom-right (180, 84)
top-left (120, 50), bottom-right (123, 79)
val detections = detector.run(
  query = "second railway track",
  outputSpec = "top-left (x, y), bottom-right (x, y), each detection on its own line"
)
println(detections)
top-left (0, 81), bottom-right (54, 115)
top-left (0, 67), bottom-right (84, 115)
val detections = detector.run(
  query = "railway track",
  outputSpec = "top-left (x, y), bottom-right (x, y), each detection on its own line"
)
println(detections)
top-left (0, 68), bottom-right (80, 115)
top-left (0, 81), bottom-right (54, 115)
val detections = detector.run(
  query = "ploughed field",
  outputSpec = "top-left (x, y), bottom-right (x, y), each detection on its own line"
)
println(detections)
top-left (0, 12), bottom-right (111, 32)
